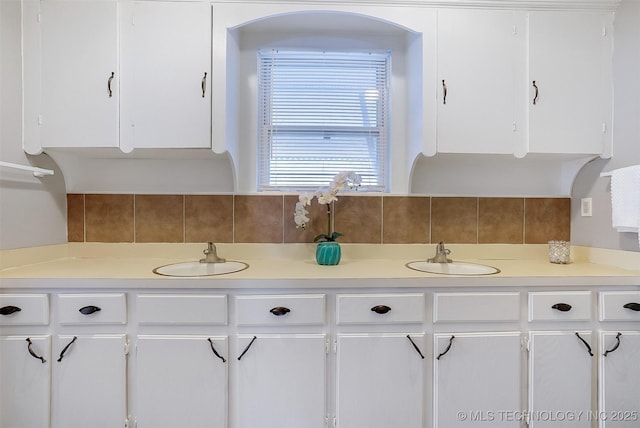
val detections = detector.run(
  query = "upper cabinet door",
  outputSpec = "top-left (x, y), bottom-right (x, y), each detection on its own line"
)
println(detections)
top-left (437, 9), bottom-right (526, 155)
top-left (120, 1), bottom-right (212, 151)
top-left (40, 0), bottom-right (118, 149)
top-left (528, 11), bottom-right (613, 156)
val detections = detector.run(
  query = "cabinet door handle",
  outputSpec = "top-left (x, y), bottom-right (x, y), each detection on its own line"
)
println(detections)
top-left (603, 332), bottom-right (622, 357)
top-left (201, 72), bottom-right (207, 98)
top-left (207, 338), bottom-right (226, 363)
top-left (532, 80), bottom-right (539, 105)
top-left (270, 307), bottom-right (291, 316)
top-left (371, 305), bottom-right (391, 314)
top-left (406, 335), bottom-right (425, 359)
top-left (552, 303), bottom-right (572, 312)
top-left (79, 305), bottom-right (101, 315)
top-left (0, 305), bottom-right (22, 316)
top-left (436, 335), bottom-right (455, 360)
top-left (574, 332), bottom-right (593, 357)
top-left (442, 79), bottom-right (447, 104)
top-left (107, 72), bottom-right (114, 98)
top-left (237, 336), bottom-right (257, 361)
top-left (26, 338), bottom-right (46, 363)
top-left (623, 302), bottom-right (640, 311)
top-left (57, 336), bottom-right (77, 362)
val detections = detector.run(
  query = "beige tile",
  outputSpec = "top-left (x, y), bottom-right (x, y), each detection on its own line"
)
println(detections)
top-left (525, 198), bottom-right (571, 244)
top-left (185, 195), bottom-right (233, 243)
top-left (234, 195), bottom-right (283, 243)
top-left (383, 196), bottom-right (430, 244)
top-left (135, 195), bottom-right (184, 243)
top-left (284, 195), bottom-right (330, 243)
top-left (85, 194), bottom-right (134, 242)
top-left (67, 194), bottom-right (85, 242)
top-left (431, 197), bottom-right (478, 244)
top-left (479, 198), bottom-right (524, 244)
top-left (334, 196), bottom-right (382, 243)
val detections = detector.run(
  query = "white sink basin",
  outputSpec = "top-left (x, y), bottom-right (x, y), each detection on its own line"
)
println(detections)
top-left (153, 261), bottom-right (249, 277)
top-left (406, 261), bottom-right (500, 276)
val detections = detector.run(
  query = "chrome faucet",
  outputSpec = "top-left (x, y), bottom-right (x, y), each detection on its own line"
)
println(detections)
top-left (427, 241), bottom-right (452, 263)
top-left (200, 242), bottom-right (226, 264)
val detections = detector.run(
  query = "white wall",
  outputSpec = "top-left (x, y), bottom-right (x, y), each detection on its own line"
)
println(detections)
top-left (571, 0), bottom-right (640, 252)
top-left (0, 0), bottom-right (67, 250)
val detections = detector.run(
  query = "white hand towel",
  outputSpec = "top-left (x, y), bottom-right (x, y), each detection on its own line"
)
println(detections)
top-left (610, 165), bottom-right (640, 248)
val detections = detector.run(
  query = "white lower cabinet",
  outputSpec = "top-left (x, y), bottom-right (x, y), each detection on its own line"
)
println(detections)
top-left (0, 335), bottom-right (51, 428)
top-left (336, 333), bottom-right (426, 428)
top-left (235, 334), bottom-right (327, 428)
top-left (529, 331), bottom-right (594, 428)
top-left (52, 334), bottom-right (128, 428)
top-left (135, 335), bottom-right (228, 428)
top-left (434, 332), bottom-right (522, 428)
top-left (599, 331), bottom-right (640, 428)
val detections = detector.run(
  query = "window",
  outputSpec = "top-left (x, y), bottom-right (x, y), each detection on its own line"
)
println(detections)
top-left (257, 49), bottom-right (390, 191)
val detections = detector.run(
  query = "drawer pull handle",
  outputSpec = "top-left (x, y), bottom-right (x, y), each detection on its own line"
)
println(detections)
top-left (532, 80), bottom-right (539, 105)
top-left (0, 305), bottom-right (22, 316)
top-left (437, 335), bottom-right (455, 360)
top-left (552, 303), bottom-right (572, 312)
top-left (207, 338), bottom-right (226, 363)
top-left (603, 332), bottom-right (622, 357)
top-left (57, 336), bottom-right (77, 362)
top-left (107, 72), bottom-right (114, 97)
top-left (371, 305), bottom-right (391, 314)
top-left (575, 332), bottom-right (593, 357)
top-left (26, 338), bottom-right (46, 363)
top-left (79, 305), bottom-right (102, 315)
top-left (270, 307), bottom-right (291, 316)
top-left (237, 336), bottom-right (257, 361)
top-left (406, 335), bottom-right (425, 359)
top-left (442, 79), bottom-right (447, 104)
top-left (201, 72), bottom-right (207, 98)
top-left (623, 302), bottom-right (640, 312)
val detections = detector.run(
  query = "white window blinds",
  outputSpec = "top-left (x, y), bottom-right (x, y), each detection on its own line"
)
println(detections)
top-left (258, 49), bottom-right (390, 191)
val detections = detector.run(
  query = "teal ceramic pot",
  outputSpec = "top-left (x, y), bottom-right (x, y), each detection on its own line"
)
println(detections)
top-left (316, 241), bottom-right (341, 266)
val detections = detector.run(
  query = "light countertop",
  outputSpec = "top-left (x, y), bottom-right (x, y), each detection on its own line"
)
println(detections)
top-left (1, 243), bottom-right (639, 289)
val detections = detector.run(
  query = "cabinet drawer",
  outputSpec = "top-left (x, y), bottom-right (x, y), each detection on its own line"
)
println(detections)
top-left (599, 292), bottom-right (640, 322)
top-left (434, 292), bottom-right (520, 322)
top-left (58, 293), bottom-right (126, 325)
top-left (137, 294), bottom-right (227, 325)
top-left (336, 293), bottom-right (425, 325)
top-left (0, 294), bottom-right (49, 325)
top-left (236, 294), bottom-right (325, 326)
top-left (528, 291), bottom-right (591, 321)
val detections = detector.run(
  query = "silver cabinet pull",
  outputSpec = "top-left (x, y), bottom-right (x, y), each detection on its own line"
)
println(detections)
top-left (107, 72), bottom-right (114, 98)
top-left (201, 72), bottom-right (207, 98)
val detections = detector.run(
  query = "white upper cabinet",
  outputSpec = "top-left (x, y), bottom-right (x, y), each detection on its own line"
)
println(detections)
top-left (119, 1), bottom-right (212, 151)
top-left (436, 9), bottom-right (526, 155)
top-left (527, 11), bottom-right (613, 157)
top-left (40, 0), bottom-right (119, 149)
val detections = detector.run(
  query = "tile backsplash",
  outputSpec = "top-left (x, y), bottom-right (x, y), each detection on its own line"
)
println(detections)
top-left (67, 194), bottom-right (571, 244)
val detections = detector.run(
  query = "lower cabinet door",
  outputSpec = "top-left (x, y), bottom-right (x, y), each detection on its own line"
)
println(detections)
top-left (434, 332), bottom-right (522, 428)
top-left (336, 333), bottom-right (426, 428)
top-left (0, 335), bottom-right (51, 428)
top-left (529, 331), bottom-right (594, 427)
top-left (599, 331), bottom-right (640, 428)
top-left (134, 335), bottom-right (228, 428)
top-left (52, 334), bottom-right (127, 428)
top-left (235, 334), bottom-right (327, 428)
